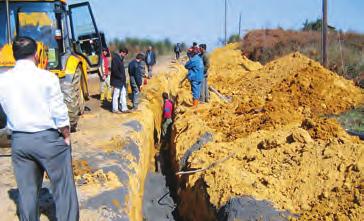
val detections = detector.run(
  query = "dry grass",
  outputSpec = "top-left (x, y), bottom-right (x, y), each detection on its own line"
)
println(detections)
top-left (241, 29), bottom-right (364, 83)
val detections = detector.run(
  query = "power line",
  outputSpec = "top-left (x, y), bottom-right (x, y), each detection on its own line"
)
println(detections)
top-left (224, 0), bottom-right (228, 45)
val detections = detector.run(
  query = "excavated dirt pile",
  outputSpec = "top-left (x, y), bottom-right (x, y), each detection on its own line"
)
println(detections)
top-left (172, 43), bottom-right (364, 220)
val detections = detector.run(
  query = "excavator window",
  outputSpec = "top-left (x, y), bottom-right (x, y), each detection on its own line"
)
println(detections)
top-left (69, 2), bottom-right (101, 68)
top-left (0, 2), bottom-right (63, 69)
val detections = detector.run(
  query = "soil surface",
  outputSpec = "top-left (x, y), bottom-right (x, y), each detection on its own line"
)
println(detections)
top-left (172, 43), bottom-right (364, 220)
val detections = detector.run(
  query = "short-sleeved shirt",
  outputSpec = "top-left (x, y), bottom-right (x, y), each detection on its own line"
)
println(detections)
top-left (163, 99), bottom-right (173, 119)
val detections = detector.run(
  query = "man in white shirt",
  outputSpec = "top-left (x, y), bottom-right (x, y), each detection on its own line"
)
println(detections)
top-left (0, 37), bottom-right (79, 221)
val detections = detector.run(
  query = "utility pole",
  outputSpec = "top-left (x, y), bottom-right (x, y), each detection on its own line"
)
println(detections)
top-left (5, 0), bottom-right (11, 43)
top-left (322, 0), bottom-right (328, 67)
top-left (238, 12), bottom-right (242, 37)
top-left (224, 0), bottom-right (227, 45)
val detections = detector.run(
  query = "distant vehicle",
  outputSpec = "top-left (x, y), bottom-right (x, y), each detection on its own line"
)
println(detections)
top-left (0, 0), bottom-right (103, 130)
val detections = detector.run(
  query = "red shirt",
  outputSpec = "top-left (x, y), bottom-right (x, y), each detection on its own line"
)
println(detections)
top-left (163, 99), bottom-right (173, 119)
top-left (102, 54), bottom-right (110, 76)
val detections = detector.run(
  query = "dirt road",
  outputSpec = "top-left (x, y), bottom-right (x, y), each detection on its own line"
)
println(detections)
top-left (0, 54), bottom-right (175, 221)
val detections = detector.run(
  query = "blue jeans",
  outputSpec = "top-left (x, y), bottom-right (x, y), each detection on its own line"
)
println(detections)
top-left (190, 80), bottom-right (202, 100)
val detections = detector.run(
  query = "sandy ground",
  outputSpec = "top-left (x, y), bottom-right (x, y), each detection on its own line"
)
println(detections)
top-left (0, 55), bottom-right (174, 221)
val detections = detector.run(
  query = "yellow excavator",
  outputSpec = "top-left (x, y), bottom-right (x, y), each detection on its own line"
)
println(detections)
top-left (0, 0), bottom-right (103, 131)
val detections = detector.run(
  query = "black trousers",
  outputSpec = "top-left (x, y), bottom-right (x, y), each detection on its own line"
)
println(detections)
top-left (11, 129), bottom-right (79, 221)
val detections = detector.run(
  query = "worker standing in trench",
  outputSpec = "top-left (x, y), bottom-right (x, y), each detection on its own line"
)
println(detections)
top-left (180, 47), bottom-right (204, 107)
top-left (0, 37), bottom-right (79, 221)
top-left (161, 92), bottom-right (174, 141)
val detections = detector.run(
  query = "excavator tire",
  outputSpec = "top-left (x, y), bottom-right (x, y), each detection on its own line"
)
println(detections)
top-left (0, 105), bottom-right (6, 129)
top-left (60, 65), bottom-right (85, 132)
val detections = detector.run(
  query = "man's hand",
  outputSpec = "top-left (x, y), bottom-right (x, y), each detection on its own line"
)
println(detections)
top-left (64, 136), bottom-right (71, 146)
top-left (59, 126), bottom-right (71, 146)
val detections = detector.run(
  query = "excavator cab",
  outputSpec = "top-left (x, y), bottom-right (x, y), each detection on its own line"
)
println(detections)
top-left (69, 2), bottom-right (102, 70)
top-left (0, 0), bottom-right (102, 130)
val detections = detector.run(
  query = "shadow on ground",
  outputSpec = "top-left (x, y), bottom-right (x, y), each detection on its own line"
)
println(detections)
top-left (8, 188), bottom-right (57, 220)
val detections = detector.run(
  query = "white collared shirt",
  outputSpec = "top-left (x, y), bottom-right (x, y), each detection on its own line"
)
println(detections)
top-left (0, 59), bottom-right (69, 132)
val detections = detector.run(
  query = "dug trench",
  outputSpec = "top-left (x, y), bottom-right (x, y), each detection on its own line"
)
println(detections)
top-left (161, 44), bottom-right (364, 221)
top-left (0, 44), bottom-right (363, 221)
top-left (143, 61), bottom-right (301, 220)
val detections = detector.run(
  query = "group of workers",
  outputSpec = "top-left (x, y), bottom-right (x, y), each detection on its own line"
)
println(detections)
top-left (99, 46), bottom-right (157, 113)
top-left (161, 42), bottom-right (210, 141)
top-left (0, 36), bottom-right (209, 221)
top-left (181, 42), bottom-right (210, 107)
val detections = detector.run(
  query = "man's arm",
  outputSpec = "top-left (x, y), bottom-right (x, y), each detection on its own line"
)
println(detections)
top-left (185, 59), bottom-right (193, 69)
top-left (153, 52), bottom-right (157, 65)
top-left (48, 75), bottom-right (71, 145)
top-left (204, 55), bottom-right (210, 70)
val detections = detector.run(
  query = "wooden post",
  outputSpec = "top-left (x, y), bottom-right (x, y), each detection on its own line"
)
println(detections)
top-left (322, 0), bottom-right (328, 67)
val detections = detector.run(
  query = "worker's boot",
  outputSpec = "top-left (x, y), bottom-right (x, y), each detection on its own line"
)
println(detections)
top-left (193, 99), bottom-right (199, 108)
top-left (100, 93), bottom-right (105, 102)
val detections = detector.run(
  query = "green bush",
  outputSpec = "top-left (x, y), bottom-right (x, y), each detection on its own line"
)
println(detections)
top-left (108, 37), bottom-right (176, 57)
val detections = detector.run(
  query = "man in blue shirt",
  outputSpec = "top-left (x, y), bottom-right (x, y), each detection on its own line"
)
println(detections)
top-left (145, 46), bottom-right (156, 78)
top-left (180, 48), bottom-right (204, 107)
top-left (0, 37), bottom-right (79, 221)
top-left (129, 53), bottom-right (145, 109)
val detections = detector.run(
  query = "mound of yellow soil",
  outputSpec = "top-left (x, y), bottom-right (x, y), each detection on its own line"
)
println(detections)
top-left (173, 44), bottom-right (364, 220)
top-left (205, 50), bottom-right (363, 141)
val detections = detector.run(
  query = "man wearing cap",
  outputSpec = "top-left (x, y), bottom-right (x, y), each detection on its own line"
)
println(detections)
top-left (0, 36), bottom-right (79, 220)
top-left (180, 48), bottom-right (204, 107)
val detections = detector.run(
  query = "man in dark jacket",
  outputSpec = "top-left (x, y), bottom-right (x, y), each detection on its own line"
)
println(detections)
top-left (145, 46), bottom-right (156, 78)
top-left (128, 53), bottom-right (145, 109)
top-left (174, 43), bottom-right (182, 60)
top-left (110, 48), bottom-right (129, 113)
top-left (199, 44), bottom-right (210, 103)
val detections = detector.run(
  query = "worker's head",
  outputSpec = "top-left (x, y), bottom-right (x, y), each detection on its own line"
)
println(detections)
top-left (148, 46), bottom-right (153, 51)
top-left (162, 92), bottom-right (169, 100)
top-left (199, 44), bottom-right (207, 53)
top-left (192, 42), bottom-right (198, 47)
top-left (189, 47), bottom-right (200, 57)
top-left (119, 48), bottom-right (128, 57)
top-left (136, 53), bottom-right (145, 61)
top-left (12, 36), bottom-right (38, 62)
top-left (102, 48), bottom-right (109, 56)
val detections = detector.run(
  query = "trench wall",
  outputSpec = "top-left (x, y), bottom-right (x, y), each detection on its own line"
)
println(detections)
top-left (101, 65), bottom-right (184, 220)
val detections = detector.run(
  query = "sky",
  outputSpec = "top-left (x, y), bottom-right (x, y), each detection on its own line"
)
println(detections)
top-left (69, 0), bottom-right (364, 49)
